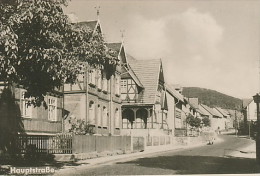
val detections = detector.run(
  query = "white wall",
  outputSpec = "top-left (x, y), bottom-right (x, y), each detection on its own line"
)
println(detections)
top-left (166, 91), bottom-right (175, 131)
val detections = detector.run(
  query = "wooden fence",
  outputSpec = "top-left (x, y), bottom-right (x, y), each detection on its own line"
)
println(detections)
top-left (17, 134), bottom-right (131, 154)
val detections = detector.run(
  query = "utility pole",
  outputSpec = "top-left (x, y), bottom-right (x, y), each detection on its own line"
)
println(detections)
top-left (235, 109), bottom-right (238, 136)
top-left (253, 94), bottom-right (260, 164)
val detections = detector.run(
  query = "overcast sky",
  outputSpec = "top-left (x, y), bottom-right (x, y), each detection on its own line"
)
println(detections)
top-left (64, 0), bottom-right (260, 99)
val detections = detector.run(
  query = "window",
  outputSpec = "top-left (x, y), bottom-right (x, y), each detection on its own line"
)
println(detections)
top-left (97, 105), bottom-right (101, 126)
top-left (21, 91), bottom-right (32, 118)
top-left (121, 80), bottom-right (127, 93)
top-left (89, 101), bottom-right (95, 124)
top-left (115, 75), bottom-right (120, 95)
top-left (48, 96), bottom-right (57, 121)
top-left (89, 69), bottom-right (96, 85)
top-left (115, 108), bottom-right (120, 128)
top-left (103, 78), bottom-right (108, 91)
top-left (103, 106), bottom-right (108, 127)
top-left (97, 70), bottom-right (102, 89)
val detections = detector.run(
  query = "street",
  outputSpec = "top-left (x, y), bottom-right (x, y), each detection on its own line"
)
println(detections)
top-left (55, 135), bottom-right (260, 175)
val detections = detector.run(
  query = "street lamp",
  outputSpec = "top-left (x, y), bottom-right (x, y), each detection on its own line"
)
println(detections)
top-left (253, 93), bottom-right (260, 164)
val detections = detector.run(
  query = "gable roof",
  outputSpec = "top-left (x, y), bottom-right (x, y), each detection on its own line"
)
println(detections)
top-left (198, 105), bottom-right (211, 116)
top-left (77, 20), bottom-right (99, 31)
top-left (201, 104), bottom-right (221, 117)
top-left (213, 108), bottom-right (223, 118)
top-left (165, 84), bottom-right (184, 103)
top-left (215, 107), bottom-right (229, 117)
top-left (188, 98), bottom-right (199, 109)
top-left (127, 56), bottom-right (161, 104)
top-left (242, 98), bottom-right (253, 108)
top-left (105, 43), bottom-right (122, 56)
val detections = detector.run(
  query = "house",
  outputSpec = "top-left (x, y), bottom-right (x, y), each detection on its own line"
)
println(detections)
top-left (165, 84), bottom-right (187, 136)
top-left (242, 99), bottom-right (256, 122)
top-left (215, 107), bottom-right (232, 130)
top-left (165, 84), bottom-right (184, 135)
top-left (63, 20), bottom-right (122, 136)
top-left (212, 107), bottom-right (225, 130)
top-left (200, 104), bottom-right (223, 131)
top-left (0, 84), bottom-right (63, 136)
top-left (120, 54), bottom-right (168, 136)
top-left (187, 98), bottom-right (200, 118)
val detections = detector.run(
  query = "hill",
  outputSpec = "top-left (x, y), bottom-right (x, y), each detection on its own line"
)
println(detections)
top-left (182, 87), bottom-right (242, 110)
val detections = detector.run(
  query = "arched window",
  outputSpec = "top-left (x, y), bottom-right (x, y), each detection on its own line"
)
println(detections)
top-left (89, 101), bottom-right (95, 124)
top-left (103, 106), bottom-right (108, 127)
top-left (97, 104), bottom-right (101, 126)
top-left (115, 108), bottom-right (120, 128)
top-left (122, 109), bottom-right (134, 129)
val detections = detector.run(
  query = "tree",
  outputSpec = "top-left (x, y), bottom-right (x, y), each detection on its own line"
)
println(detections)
top-left (186, 114), bottom-right (201, 129)
top-left (202, 116), bottom-right (210, 127)
top-left (0, 0), bottom-right (117, 105)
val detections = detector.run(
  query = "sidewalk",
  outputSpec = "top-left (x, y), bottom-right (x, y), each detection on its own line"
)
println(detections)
top-left (54, 137), bottom-right (223, 175)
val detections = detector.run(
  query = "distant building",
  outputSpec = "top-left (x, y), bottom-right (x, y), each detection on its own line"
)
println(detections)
top-left (165, 84), bottom-right (186, 135)
top-left (200, 104), bottom-right (223, 131)
top-left (242, 99), bottom-right (256, 122)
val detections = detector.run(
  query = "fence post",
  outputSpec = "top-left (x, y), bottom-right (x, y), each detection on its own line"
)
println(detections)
top-left (72, 135), bottom-right (75, 154)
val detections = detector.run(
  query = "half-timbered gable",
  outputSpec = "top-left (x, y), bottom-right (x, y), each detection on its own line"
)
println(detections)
top-left (121, 54), bottom-right (169, 136)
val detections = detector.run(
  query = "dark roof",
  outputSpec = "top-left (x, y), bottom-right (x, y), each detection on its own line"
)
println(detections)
top-left (127, 57), bottom-right (161, 104)
top-left (242, 98), bottom-right (253, 108)
top-left (165, 84), bottom-right (184, 102)
top-left (77, 20), bottom-right (98, 31)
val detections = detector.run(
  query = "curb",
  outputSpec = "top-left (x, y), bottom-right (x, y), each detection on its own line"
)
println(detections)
top-left (55, 138), bottom-right (224, 175)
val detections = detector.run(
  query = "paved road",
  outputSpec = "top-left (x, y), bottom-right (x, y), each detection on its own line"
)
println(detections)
top-left (57, 135), bottom-right (260, 175)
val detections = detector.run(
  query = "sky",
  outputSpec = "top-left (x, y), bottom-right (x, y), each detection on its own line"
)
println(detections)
top-left (64, 0), bottom-right (260, 99)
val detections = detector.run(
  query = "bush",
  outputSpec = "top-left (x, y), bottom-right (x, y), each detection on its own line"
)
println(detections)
top-left (186, 114), bottom-right (201, 129)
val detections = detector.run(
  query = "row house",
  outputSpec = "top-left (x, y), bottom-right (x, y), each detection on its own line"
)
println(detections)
top-left (215, 107), bottom-right (232, 130)
top-left (200, 104), bottom-right (224, 131)
top-left (120, 54), bottom-right (168, 136)
top-left (63, 20), bottom-right (122, 135)
top-left (165, 84), bottom-right (187, 136)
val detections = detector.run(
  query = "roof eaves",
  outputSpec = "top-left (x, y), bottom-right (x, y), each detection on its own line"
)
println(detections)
top-left (125, 65), bottom-right (144, 88)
